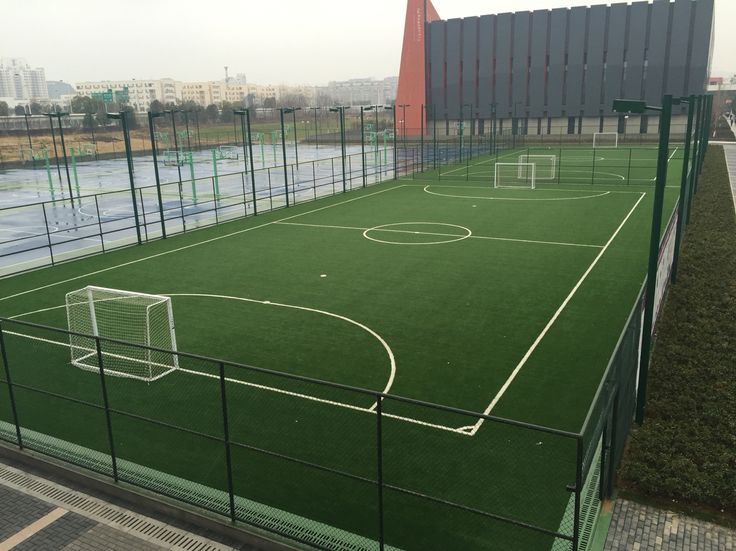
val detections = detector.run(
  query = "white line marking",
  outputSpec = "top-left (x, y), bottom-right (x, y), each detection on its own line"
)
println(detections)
top-left (0, 507), bottom-right (67, 551)
top-left (277, 221), bottom-right (603, 249)
top-left (363, 222), bottom-right (472, 245)
top-left (164, 293), bottom-right (396, 409)
top-left (4, 328), bottom-right (469, 436)
top-left (649, 147), bottom-right (680, 182)
top-left (467, 191), bottom-right (647, 435)
top-left (423, 186), bottom-right (612, 202)
top-left (0, 185), bottom-right (404, 302)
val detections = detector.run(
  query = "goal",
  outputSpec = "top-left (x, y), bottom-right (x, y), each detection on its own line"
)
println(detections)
top-left (65, 286), bottom-right (178, 382)
top-left (593, 132), bottom-right (619, 148)
top-left (517, 154), bottom-right (557, 180)
top-left (217, 145), bottom-right (240, 160)
top-left (494, 163), bottom-right (536, 189)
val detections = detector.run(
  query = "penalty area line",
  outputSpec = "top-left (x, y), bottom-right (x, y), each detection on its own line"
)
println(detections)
top-left (467, 191), bottom-right (647, 436)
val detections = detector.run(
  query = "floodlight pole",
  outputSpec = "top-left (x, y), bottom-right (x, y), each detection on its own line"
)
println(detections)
top-left (389, 106), bottom-right (397, 178)
top-left (166, 109), bottom-right (187, 230)
top-left (234, 109), bottom-right (258, 214)
top-left (289, 108), bottom-right (301, 168)
top-left (360, 106), bottom-right (367, 188)
top-left (686, 96), bottom-right (703, 224)
top-left (108, 111), bottom-right (142, 245)
top-left (47, 114), bottom-right (63, 184)
top-left (330, 107), bottom-right (348, 192)
top-left (309, 107), bottom-right (320, 150)
top-left (670, 95), bottom-right (695, 284)
top-left (45, 112), bottom-right (74, 205)
top-left (278, 108), bottom-right (290, 206)
top-left (490, 103), bottom-right (497, 155)
top-left (420, 104), bottom-right (425, 173)
top-left (629, 95), bottom-right (674, 424)
top-left (147, 111), bottom-right (167, 238)
top-left (183, 110), bottom-right (193, 152)
top-left (23, 107), bottom-right (34, 169)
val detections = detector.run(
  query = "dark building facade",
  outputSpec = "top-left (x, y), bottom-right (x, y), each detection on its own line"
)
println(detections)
top-left (414, 0), bottom-right (714, 134)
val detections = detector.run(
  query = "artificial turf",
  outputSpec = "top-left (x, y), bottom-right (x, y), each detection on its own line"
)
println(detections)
top-left (0, 145), bottom-right (683, 550)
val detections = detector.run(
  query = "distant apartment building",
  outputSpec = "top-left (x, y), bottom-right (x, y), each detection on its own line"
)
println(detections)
top-left (74, 77), bottom-right (293, 111)
top-left (319, 77), bottom-right (398, 107)
top-left (0, 58), bottom-right (49, 103)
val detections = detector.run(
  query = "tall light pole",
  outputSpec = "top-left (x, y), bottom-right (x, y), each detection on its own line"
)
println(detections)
top-left (489, 103), bottom-right (497, 155)
top-left (398, 104), bottom-right (410, 144)
top-left (44, 111), bottom-right (73, 204)
top-left (308, 107), bottom-right (321, 150)
top-left (23, 106), bottom-right (34, 168)
top-left (108, 111), bottom-right (142, 245)
top-left (278, 108), bottom-right (291, 205)
top-left (164, 109), bottom-right (186, 230)
top-left (613, 96), bottom-right (677, 424)
top-left (329, 106), bottom-right (349, 192)
top-left (235, 109), bottom-right (258, 214)
top-left (147, 110), bottom-right (167, 238)
top-left (285, 107), bottom-right (302, 167)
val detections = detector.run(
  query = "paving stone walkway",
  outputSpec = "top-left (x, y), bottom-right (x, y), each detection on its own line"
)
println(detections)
top-left (0, 460), bottom-right (254, 550)
top-left (604, 499), bottom-right (735, 551)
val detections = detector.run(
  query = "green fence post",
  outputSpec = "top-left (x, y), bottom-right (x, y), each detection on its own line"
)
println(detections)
top-left (219, 362), bottom-right (236, 522)
top-left (279, 109), bottom-right (290, 206)
top-left (670, 95), bottom-right (695, 284)
top-left (246, 109), bottom-right (258, 214)
top-left (95, 336), bottom-right (119, 482)
top-left (188, 154), bottom-right (197, 205)
top-left (212, 149), bottom-right (220, 198)
top-left (687, 96), bottom-right (703, 223)
top-left (0, 321), bottom-right (23, 449)
top-left (147, 111), bottom-right (167, 238)
top-left (636, 95), bottom-right (674, 424)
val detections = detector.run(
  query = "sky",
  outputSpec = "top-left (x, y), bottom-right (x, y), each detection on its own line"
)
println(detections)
top-left (1, 0), bottom-right (734, 86)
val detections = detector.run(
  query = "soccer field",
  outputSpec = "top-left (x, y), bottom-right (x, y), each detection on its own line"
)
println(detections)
top-left (0, 146), bottom-right (682, 550)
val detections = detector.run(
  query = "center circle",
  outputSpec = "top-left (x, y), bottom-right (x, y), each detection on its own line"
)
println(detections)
top-left (362, 222), bottom-right (472, 245)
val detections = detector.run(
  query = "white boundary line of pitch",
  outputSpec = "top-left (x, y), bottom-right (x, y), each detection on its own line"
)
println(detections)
top-left (0, 184), bottom-right (405, 303)
top-left (276, 221), bottom-right (603, 249)
top-left (648, 147), bottom-right (680, 182)
top-left (465, 191), bottom-right (647, 435)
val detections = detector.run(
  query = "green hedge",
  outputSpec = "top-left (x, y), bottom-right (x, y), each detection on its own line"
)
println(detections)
top-left (619, 146), bottom-right (736, 514)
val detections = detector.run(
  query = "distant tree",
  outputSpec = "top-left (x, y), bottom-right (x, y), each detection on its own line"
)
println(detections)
top-left (30, 102), bottom-right (44, 115)
top-left (14, 105), bottom-right (25, 115)
top-left (121, 106), bottom-right (139, 130)
top-left (149, 99), bottom-right (164, 113)
top-left (262, 97), bottom-right (277, 109)
top-left (280, 94), bottom-right (308, 109)
top-left (0, 102), bottom-right (8, 116)
top-left (219, 101), bottom-right (234, 123)
top-left (205, 104), bottom-right (219, 123)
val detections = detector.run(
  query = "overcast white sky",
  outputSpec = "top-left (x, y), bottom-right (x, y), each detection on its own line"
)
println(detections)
top-left (1, 0), bottom-right (734, 85)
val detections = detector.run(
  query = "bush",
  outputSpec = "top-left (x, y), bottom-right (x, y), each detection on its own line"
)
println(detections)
top-left (618, 146), bottom-right (736, 514)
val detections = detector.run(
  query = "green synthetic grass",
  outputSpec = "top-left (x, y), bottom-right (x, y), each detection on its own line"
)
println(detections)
top-left (619, 146), bottom-right (736, 518)
top-left (0, 146), bottom-right (683, 550)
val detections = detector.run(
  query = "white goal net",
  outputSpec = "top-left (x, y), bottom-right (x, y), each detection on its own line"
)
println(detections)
top-left (593, 132), bottom-right (618, 148)
top-left (65, 286), bottom-right (178, 382)
top-left (518, 154), bottom-right (557, 180)
top-left (217, 145), bottom-right (240, 160)
top-left (494, 163), bottom-right (536, 189)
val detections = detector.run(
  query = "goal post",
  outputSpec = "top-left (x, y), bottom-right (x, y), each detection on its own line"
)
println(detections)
top-left (65, 286), bottom-right (178, 382)
top-left (494, 163), bottom-right (536, 189)
top-left (593, 132), bottom-right (619, 148)
top-left (517, 154), bottom-right (557, 180)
